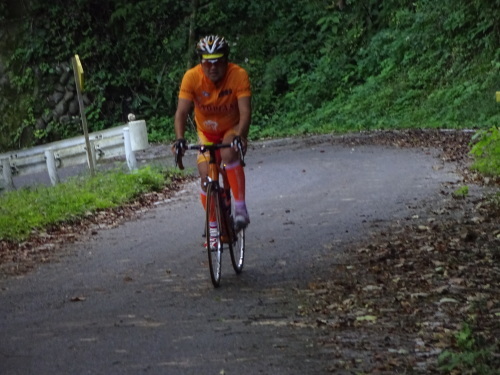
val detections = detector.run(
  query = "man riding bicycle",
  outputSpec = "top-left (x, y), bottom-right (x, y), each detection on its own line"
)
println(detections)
top-left (173, 35), bottom-right (251, 243)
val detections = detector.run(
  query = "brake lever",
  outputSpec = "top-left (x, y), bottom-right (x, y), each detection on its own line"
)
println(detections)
top-left (175, 147), bottom-right (185, 170)
top-left (234, 139), bottom-right (246, 167)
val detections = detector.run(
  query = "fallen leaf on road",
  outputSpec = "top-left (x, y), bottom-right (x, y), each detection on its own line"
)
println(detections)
top-left (356, 315), bottom-right (377, 322)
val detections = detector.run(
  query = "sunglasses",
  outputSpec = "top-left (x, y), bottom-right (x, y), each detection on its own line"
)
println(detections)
top-left (201, 58), bottom-right (226, 68)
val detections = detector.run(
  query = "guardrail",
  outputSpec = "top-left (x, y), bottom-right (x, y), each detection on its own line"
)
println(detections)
top-left (0, 120), bottom-right (149, 191)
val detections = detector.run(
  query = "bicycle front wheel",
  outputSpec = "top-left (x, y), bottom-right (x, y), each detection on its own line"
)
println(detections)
top-left (229, 224), bottom-right (245, 274)
top-left (206, 183), bottom-right (223, 287)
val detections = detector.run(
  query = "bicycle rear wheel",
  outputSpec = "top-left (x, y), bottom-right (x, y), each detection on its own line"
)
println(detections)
top-left (206, 183), bottom-right (223, 287)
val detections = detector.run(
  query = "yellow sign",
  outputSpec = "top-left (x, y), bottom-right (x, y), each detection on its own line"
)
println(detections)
top-left (74, 54), bottom-right (84, 91)
top-left (496, 91), bottom-right (500, 103)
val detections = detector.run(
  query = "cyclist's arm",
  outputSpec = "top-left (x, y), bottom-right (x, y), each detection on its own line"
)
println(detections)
top-left (174, 98), bottom-right (194, 140)
top-left (235, 96), bottom-right (251, 140)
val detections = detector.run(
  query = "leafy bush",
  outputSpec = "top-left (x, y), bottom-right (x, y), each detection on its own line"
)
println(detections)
top-left (0, 0), bottom-right (499, 149)
top-left (470, 127), bottom-right (500, 176)
top-left (438, 323), bottom-right (498, 375)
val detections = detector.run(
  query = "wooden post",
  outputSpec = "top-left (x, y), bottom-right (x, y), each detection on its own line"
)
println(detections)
top-left (71, 55), bottom-right (95, 176)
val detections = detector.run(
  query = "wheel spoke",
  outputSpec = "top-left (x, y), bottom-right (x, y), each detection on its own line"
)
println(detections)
top-left (229, 204), bottom-right (245, 274)
top-left (206, 184), bottom-right (222, 287)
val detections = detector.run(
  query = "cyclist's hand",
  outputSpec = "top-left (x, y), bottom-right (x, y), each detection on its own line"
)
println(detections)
top-left (232, 136), bottom-right (247, 167)
top-left (173, 138), bottom-right (187, 154)
top-left (173, 138), bottom-right (187, 169)
top-left (232, 136), bottom-right (247, 155)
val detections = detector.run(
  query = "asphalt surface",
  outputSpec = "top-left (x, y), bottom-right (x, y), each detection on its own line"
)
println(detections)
top-left (0, 136), bottom-right (459, 374)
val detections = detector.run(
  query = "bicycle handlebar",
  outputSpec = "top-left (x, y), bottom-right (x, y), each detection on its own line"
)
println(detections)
top-left (175, 141), bottom-right (246, 169)
top-left (188, 143), bottom-right (232, 152)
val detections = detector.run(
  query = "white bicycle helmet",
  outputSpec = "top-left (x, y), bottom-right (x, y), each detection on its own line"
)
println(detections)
top-left (196, 35), bottom-right (229, 59)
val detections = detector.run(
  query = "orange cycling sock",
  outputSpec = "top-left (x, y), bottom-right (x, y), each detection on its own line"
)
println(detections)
top-left (201, 190), bottom-right (218, 222)
top-left (200, 190), bottom-right (207, 210)
top-left (225, 161), bottom-right (245, 203)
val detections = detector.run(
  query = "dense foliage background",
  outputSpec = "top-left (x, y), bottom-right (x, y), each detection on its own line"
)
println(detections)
top-left (0, 0), bottom-right (499, 152)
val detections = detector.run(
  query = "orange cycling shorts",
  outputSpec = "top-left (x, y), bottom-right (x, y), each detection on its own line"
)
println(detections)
top-left (196, 128), bottom-right (237, 165)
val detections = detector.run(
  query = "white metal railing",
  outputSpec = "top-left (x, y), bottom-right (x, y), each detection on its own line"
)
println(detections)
top-left (0, 120), bottom-right (149, 190)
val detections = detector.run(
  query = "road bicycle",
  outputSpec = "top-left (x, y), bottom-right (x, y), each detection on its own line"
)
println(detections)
top-left (176, 141), bottom-right (245, 287)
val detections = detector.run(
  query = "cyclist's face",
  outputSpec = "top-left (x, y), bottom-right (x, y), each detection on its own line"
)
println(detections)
top-left (201, 57), bottom-right (228, 83)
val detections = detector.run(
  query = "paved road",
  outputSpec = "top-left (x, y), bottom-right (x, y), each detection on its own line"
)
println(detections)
top-left (0, 136), bottom-right (458, 374)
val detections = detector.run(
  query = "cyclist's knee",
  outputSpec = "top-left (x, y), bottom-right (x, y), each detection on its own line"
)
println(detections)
top-left (198, 162), bottom-right (208, 191)
top-left (200, 179), bottom-right (207, 192)
top-left (221, 147), bottom-right (239, 164)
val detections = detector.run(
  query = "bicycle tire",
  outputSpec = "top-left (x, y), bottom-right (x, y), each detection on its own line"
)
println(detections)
top-left (229, 204), bottom-right (245, 274)
top-left (206, 183), bottom-right (223, 287)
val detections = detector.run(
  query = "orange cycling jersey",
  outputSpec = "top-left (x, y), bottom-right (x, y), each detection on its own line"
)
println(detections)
top-left (179, 63), bottom-right (251, 142)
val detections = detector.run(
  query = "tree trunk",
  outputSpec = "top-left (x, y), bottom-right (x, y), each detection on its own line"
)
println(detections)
top-left (186, 0), bottom-right (199, 69)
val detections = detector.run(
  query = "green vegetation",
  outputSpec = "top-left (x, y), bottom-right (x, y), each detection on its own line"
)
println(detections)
top-left (0, 166), bottom-right (173, 241)
top-left (0, 0), bottom-right (498, 149)
top-left (0, 3), bottom-right (498, 371)
top-left (0, 0), bottom-right (498, 240)
top-left (438, 323), bottom-right (498, 375)
top-left (470, 127), bottom-right (500, 176)
top-left (452, 185), bottom-right (469, 198)
top-left (0, 0), bottom-right (497, 245)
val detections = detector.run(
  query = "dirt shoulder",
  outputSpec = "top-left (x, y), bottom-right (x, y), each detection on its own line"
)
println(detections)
top-left (294, 130), bottom-right (500, 374)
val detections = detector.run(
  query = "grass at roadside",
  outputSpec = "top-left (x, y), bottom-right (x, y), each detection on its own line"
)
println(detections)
top-left (470, 126), bottom-right (500, 177)
top-left (0, 165), bottom-right (179, 242)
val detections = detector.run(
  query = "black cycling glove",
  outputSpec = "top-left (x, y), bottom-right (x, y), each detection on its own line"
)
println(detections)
top-left (174, 138), bottom-right (187, 152)
top-left (174, 138), bottom-right (187, 170)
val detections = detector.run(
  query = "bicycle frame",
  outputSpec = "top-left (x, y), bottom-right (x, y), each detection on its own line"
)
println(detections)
top-left (201, 145), bottom-right (234, 244)
top-left (206, 147), bottom-right (229, 191)
top-left (175, 142), bottom-right (246, 287)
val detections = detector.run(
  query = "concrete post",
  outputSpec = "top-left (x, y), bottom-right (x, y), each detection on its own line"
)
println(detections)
top-left (1, 158), bottom-right (15, 191)
top-left (123, 127), bottom-right (137, 171)
top-left (44, 149), bottom-right (60, 186)
top-left (89, 140), bottom-right (97, 170)
top-left (127, 120), bottom-right (149, 151)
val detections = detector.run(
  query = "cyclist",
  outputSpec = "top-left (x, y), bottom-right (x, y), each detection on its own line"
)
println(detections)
top-left (173, 35), bottom-right (251, 247)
